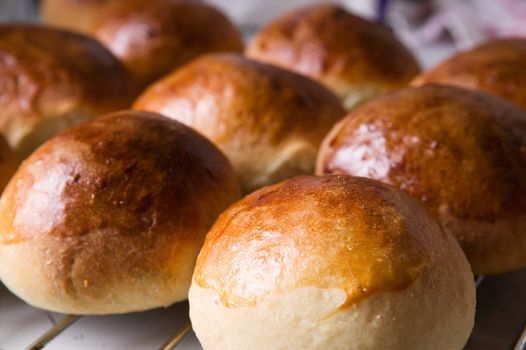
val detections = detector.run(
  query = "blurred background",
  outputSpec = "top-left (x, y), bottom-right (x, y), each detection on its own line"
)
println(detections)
top-left (2, 0), bottom-right (526, 67)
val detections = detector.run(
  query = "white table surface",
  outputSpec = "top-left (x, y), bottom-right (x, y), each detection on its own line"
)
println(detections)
top-left (0, 283), bottom-right (200, 350)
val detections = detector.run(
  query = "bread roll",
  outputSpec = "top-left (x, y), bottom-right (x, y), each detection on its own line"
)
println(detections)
top-left (317, 85), bottom-right (526, 275)
top-left (41, 0), bottom-right (108, 33)
top-left (0, 110), bottom-right (240, 314)
top-left (42, 0), bottom-right (244, 90)
top-left (412, 38), bottom-right (526, 111)
top-left (245, 4), bottom-right (420, 110)
top-left (134, 53), bottom-right (345, 193)
top-left (0, 25), bottom-right (132, 158)
top-left (189, 175), bottom-right (475, 350)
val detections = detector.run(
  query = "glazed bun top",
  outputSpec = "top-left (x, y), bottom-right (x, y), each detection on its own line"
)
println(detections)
top-left (317, 85), bottom-right (526, 223)
top-left (193, 175), bottom-right (450, 308)
top-left (316, 85), bottom-right (526, 274)
top-left (0, 110), bottom-right (239, 246)
top-left (0, 24), bottom-right (132, 158)
top-left (0, 110), bottom-right (240, 314)
top-left (412, 38), bottom-right (526, 111)
top-left (190, 176), bottom-right (475, 350)
top-left (42, 0), bottom-right (244, 90)
top-left (134, 53), bottom-right (345, 193)
top-left (245, 4), bottom-right (420, 109)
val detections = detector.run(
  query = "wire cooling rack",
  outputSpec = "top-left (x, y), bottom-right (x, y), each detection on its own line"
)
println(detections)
top-left (1, 269), bottom-right (524, 350)
top-left (0, 3), bottom-right (524, 350)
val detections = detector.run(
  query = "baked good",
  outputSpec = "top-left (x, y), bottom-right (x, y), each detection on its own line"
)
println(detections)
top-left (0, 135), bottom-right (19, 193)
top-left (317, 85), bottom-right (526, 275)
top-left (41, 0), bottom-right (244, 90)
top-left (0, 24), bottom-right (132, 158)
top-left (412, 38), bottom-right (526, 111)
top-left (40, 0), bottom-right (108, 33)
top-left (0, 110), bottom-right (240, 314)
top-left (189, 175), bottom-right (475, 350)
top-left (245, 4), bottom-right (420, 110)
top-left (134, 53), bottom-right (345, 193)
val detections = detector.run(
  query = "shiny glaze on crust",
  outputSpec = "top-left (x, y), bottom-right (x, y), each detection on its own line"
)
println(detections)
top-left (93, 0), bottom-right (243, 89)
top-left (194, 175), bottom-right (445, 309)
top-left (134, 53), bottom-right (345, 192)
top-left (0, 110), bottom-right (240, 244)
top-left (245, 4), bottom-right (420, 95)
top-left (0, 25), bottom-right (132, 144)
top-left (413, 39), bottom-right (526, 111)
top-left (0, 111), bottom-right (240, 302)
top-left (134, 53), bottom-right (344, 146)
top-left (44, 0), bottom-right (243, 90)
top-left (317, 85), bottom-right (526, 222)
top-left (0, 110), bottom-right (241, 307)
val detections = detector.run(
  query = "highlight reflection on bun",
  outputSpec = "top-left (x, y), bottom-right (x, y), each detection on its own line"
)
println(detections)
top-left (134, 53), bottom-right (345, 193)
top-left (0, 110), bottom-right (240, 314)
top-left (317, 85), bottom-right (526, 275)
top-left (0, 24), bottom-right (132, 158)
top-left (189, 175), bottom-right (475, 350)
top-left (246, 4), bottom-right (420, 110)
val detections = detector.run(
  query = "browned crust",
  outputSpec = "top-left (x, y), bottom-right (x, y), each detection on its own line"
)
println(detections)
top-left (134, 53), bottom-right (345, 193)
top-left (0, 110), bottom-right (240, 312)
top-left (41, 0), bottom-right (110, 33)
top-left (42, 0), bottom-right (244, 90)
top-left (412, 38), bottom-right (526, 111)
top-left (316, 85), bottom-right (526, 274)
top-left (0, 24), bottom-right (133, 154)
top-left (194, 175), bottom-right (450, 308)
top-left (245, 4), bottom-right (420, 97)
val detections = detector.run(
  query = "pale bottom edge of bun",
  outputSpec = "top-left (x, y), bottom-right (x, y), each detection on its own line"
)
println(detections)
top-left (189, 252), bottom-right (475, 350)
top-left (0, 237), bottom-right (196, 315)
top-left (440, 212), bottom-right (526, 275)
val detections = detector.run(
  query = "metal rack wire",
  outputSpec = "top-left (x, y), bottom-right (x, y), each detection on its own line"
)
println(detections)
top-left (23, 275), bottom-right (526, 350)
top-left (515, 328), bottom-right (526, 350)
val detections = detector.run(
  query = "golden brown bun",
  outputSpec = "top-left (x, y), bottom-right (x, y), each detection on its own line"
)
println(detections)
top-left (317, 85), bottom-right (526, 275)
top-left (0, 110), bottom-right (240, 314)
top-left (42, 0), bottom-right (244, 90)
top-left (412, 38), bottom-right (526, 111)
top-left (41, 0), bottom-right (109, 33)
top-left (245, 4), bottom-right (420, 110)
top-left (189, 175), bottom-right (475, 350)
top-left (134, 53), bottom-right (345, 193)
top-left (0, 24), bottom-right (132, 158)
top-left (0, 135), bottom-right (19, 193)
